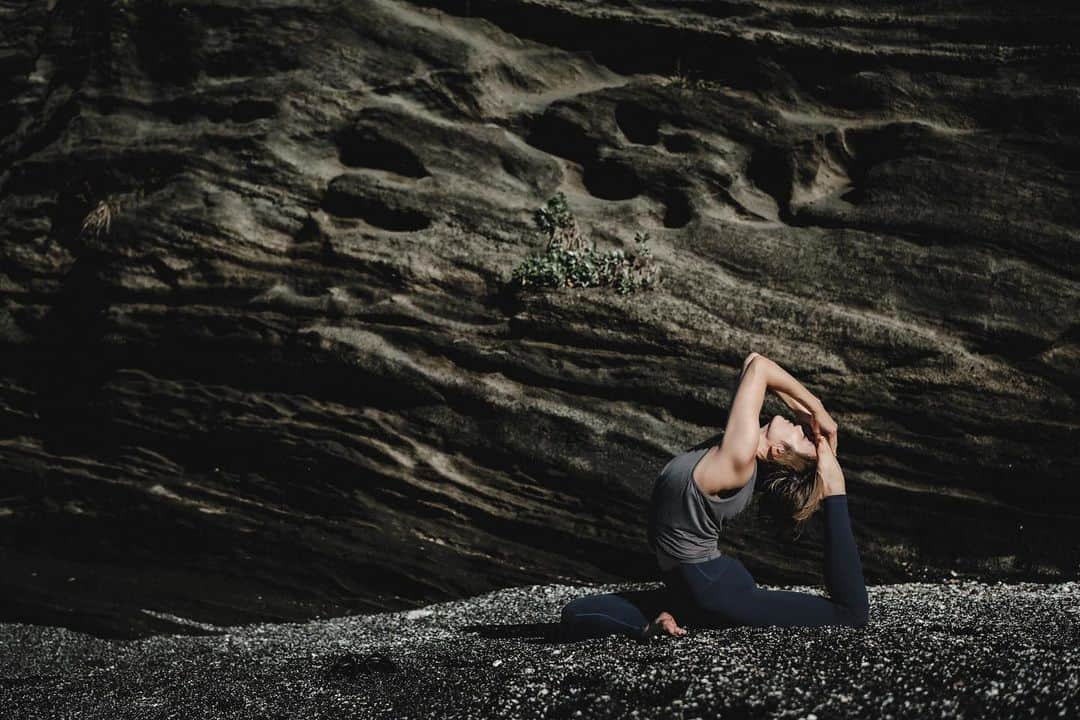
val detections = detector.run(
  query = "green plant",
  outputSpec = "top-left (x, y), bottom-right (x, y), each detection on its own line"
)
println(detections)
top-left (510, 192), bottom-right (660, 295)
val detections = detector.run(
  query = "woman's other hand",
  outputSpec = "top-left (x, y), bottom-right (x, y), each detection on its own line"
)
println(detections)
top-left (811, 407), bottom-right (839, 455)
top-left (815, 436), bottom-right (846, 497)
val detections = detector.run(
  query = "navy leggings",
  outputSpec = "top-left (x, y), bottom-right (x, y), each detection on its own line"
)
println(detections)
top-left (560, 495), bottom-right (869, 641)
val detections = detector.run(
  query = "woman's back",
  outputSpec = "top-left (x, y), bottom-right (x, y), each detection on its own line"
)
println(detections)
top-left (647, 445), bottom-right (758, 572)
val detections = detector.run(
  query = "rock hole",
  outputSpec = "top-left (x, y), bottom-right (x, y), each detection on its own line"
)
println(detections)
top-left (525, 112), bottom-right (598, 164)
top-left (583, 160), bottom-right (640, 201)
top-left (663, 188), bottom-right (693, 228)
top-left (133, 3), bottom-right (206, 85)
top-left (614, 102), bottom-right (659, 145)
top-left (662, 133), bottom-right (696, 153)
top-left (230, 100), bottom-right (278, 123)
top-left (840, 186), bottom-right (864, 203)
top-left (746, 144), bottom-right (794, 210)
top-left (322, 190), bottom-right (430, 232)
top-left (338, 128), bottom-right (429, 178)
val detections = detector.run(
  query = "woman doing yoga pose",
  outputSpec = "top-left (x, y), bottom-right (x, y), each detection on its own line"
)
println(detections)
top-left (559, 352), bottom-right (870, 641)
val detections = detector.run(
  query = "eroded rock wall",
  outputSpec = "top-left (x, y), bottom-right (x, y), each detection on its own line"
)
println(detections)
top-left (1, 0), bottom-right (1078, 636)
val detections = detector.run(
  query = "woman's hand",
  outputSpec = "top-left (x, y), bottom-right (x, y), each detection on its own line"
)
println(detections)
top-left (815, 436), bottom-right (846, 497)
top-left (811, 407), bottom-right (839, 455)
top-left (780, 391), bottom-right (837, 455)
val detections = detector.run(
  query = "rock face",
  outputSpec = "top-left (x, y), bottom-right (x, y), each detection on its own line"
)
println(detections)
top-left (1, 0), bottom-right (1078, 637)
top-left (1, 581), bottom-right (1078, 719)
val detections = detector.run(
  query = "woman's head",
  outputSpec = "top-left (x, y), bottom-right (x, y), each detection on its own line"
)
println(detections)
top-left (758, 415), bottom-right (825, 536)
top-left (762, 414), bottom-right (817, 461)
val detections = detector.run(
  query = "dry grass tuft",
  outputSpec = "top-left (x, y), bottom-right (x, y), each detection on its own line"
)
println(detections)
top-left (662, 57), bottom-right (724, 92)
top-left (80, 197), bottom-right (122, 240)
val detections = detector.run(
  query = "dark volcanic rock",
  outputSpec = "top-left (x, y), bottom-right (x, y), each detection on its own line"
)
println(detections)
top-left (1, 0), bottom-right (1079, 636)
top-left (1, 581), bottom-right (1078, 718)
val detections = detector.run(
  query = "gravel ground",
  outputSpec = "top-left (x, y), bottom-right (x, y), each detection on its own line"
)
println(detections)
top-left (2, 581), bottom-right (1078, 719)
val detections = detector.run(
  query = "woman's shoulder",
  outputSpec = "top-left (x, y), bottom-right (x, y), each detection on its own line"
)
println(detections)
top-left (696, 447), bottom-right (756, 497)
top-left (658, 445), bottom-right (705, 478)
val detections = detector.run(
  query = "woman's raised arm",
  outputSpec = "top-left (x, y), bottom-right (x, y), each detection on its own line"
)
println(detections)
top-left (717, 352), bottom-right (837, 478)
top-left (748, 354), bottom-right (838, 453)
top-left (717, 355), bottom-right (770, 472)
top-left (755, 354), bottom-right (823, 419)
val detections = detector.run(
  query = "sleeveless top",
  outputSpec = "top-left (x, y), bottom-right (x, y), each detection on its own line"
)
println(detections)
top-left (646, 445), bottom-right (758, 571)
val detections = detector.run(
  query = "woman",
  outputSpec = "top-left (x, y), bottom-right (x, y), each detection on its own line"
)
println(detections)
top-left (559, 352), bottom-right (870, 642)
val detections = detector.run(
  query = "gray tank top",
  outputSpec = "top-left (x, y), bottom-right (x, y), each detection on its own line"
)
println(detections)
top-left (647, 445), bottom-right (758, 571)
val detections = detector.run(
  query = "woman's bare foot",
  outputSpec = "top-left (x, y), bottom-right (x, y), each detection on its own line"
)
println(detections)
top-left (641, 611), bottom-right (688, 641)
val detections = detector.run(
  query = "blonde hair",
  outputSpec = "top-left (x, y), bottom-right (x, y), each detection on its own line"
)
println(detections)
top-left (759, 442), bottom-right (824, 538)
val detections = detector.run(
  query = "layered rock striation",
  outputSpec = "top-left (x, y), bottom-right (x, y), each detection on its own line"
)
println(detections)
top-left (1, 0), bottom-right (1078, 636)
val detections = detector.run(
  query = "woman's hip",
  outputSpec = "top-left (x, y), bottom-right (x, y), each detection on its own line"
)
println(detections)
top-left (670, 555), bottom-right (755, 598)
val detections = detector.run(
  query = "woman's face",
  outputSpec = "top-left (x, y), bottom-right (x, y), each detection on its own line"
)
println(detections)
top-left (763, 415), bottom-right (818, 460)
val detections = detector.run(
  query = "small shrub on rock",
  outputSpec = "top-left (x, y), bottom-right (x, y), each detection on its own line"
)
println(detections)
top-left (510, 192), bottom-right (660, 295)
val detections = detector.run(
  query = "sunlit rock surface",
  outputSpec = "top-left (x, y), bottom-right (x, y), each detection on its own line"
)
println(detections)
top-left (1, 0), bottom-right (1078, 636)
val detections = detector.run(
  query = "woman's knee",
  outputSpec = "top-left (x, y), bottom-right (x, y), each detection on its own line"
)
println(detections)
top-left (559, 597), bottom-right (593, 640)
top-left (560, 596), bottom-right (592, 625)
top-left (561, 594), bottom-right (625, 625)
